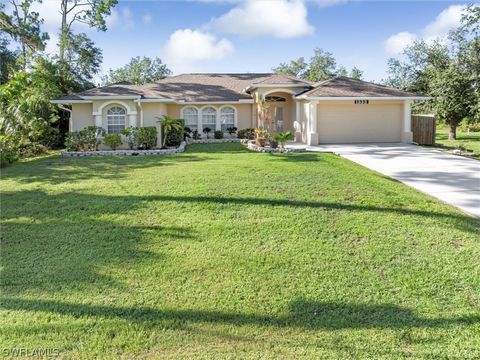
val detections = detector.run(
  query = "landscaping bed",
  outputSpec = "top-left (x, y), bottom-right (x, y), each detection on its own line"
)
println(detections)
top-left (62, 141), bottom-right (186, 157)
top-left (246, 140), bottom-right (306, 153)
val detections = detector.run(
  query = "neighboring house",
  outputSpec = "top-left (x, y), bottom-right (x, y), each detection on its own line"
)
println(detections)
top-left (52, 73), bottom-right (428, 147)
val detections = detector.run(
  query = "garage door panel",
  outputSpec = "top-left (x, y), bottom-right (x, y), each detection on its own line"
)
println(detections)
top-left (317, 103), bottom-right (402, 143)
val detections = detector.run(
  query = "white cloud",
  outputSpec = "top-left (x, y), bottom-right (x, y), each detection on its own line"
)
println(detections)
top-left (384, 31), bottom-right (417, 56)
top-left (142, 14), bottom-right (153, 25)
top-left (209, 0), bottom-right (314, 38)
top-left (384, 4), bottom-right (467, 56)
top-left (162, 29), bottom-right (234, 73)
top-left (423, 4), bottom-right (464, 43)
top-left (108, 7), bottom-right (135, 29)
top-left (307, 0), bottom-right (347, 8)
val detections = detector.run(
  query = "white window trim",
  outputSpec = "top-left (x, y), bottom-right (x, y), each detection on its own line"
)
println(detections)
top-left (94, 100), bottom-right (136, 116)
top-left (219, 105), bottom-right (237, 130)
top-left (106, 104), bottom-right (127, 134)
top-left (181, 106), bottom-right (200, 131)
top-left (200, 106), bottom-right (218, 131)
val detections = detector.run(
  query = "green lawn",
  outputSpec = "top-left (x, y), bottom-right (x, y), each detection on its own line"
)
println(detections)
top-left (436, 127), bottom-right (480, 156)
top-left (1, 143), bottom-right (479, 359)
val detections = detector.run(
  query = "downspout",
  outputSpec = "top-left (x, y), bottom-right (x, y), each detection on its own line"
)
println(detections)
top-left (58, 104), bottom-right (72, 131)
top-left (135, 100), bottom-right (144, 127)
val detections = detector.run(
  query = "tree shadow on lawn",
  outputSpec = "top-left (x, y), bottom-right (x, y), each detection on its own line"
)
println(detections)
top-left (1, 190), bottom-right (478, 296)
top-left (0, 153), bottom-right (212, 185)
top-left (268, 152), bottom-right (325, 162)
top-left (1, 190), bottom-right (197, 294)
top-left (1, 297), bottom-right (478, 332)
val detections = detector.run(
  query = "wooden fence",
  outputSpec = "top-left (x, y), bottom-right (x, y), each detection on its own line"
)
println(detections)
top-left (412, 115), bottom-right (436, 145)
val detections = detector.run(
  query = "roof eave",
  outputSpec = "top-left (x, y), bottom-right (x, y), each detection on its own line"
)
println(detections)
top-left (296, 96), bottom-right (431, 101)
top-left (82, 95), bottom-right (142, 100)
top-left (51, 99), bottom-right (92, 104)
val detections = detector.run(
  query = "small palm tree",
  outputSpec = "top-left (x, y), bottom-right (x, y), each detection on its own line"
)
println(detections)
top-left (273, 131), bottom-right (294, 148)
top-left (156, 115), bottom-right (183, 146)
top-left (257, 96), bottom-right (271, 130)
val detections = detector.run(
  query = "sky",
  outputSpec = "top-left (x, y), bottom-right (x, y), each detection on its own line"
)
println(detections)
top-left (8, 0), bottom-right (474, 82)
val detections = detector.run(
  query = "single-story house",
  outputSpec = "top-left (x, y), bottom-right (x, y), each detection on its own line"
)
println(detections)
top-left (52, 73), bottom-right (428, 147)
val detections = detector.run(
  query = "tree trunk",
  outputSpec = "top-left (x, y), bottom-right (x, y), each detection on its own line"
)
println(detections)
top-left (448, 124), bottom-right (457, 140)
top-left (59, 0), bottom-right (68, 63)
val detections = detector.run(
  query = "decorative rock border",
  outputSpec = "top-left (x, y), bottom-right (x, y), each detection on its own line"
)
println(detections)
top-left (246, 141), bottom-right (306, 153)
top-left (62, 141), bottom-right (187, 157)
top-left (187, 138), bottom-right (242, 144)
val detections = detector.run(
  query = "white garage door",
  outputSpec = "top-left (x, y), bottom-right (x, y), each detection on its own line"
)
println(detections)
top-left (317, 102), bottom-right (403, 143)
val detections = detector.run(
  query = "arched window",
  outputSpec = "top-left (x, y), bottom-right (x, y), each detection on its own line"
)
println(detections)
top-left (201, 107), bottom-right (217, 131)
top-left (265, 96), bottom-right (286, 102)
top-left (182, 107), bottom-right (198, 131)
top-left (220, 107), bottom-right (235, 131)
top-left (106, 105), bottom-right (126, 133)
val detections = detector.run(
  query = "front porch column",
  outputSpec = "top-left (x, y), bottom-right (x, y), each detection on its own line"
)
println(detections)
top-left (197, 113), bottom-right (203, 135)
top-left (402, 100), bottom-right (413, 143)
top-left (128, 114), bottom-right (137, 127)
top-left (307, 101), bottom-right (319, 145)
top-left (294, 101), bottom-right (301, 142)
top-left (215, 110), bottom-right (221, 131)
top-left (94, 114), bottom-right (102, 127)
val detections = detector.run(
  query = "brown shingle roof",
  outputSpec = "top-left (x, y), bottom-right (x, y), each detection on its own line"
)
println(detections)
top-left (57, 73), bottom-right (311, 102)
top-left (251, 73), bottom-right (313, 85)
top-left (299, 77), bottom-right (422, 98)
top-left (58, 81), bottom-right (144, 100)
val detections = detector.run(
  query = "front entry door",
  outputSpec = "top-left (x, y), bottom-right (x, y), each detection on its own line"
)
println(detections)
top-left (272, 106), bottom-right (284, 132)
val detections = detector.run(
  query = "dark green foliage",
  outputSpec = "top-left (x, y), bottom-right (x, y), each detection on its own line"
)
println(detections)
top-left (65, 126), bottom-right (104, 151)
top-left (0, 1), bottom-right (49, 68)
top-left (121, 127), bottom-right (138, 149)
top-left (157, 115), bottom-right (183, 147)
top-left (0, 36), bottom-right (18, 84)
top-left (101, 56), bottom-right (171, 85)
top-left (0, 135), bottom-right (19, 167)
top-left (226, 126), bottom-right (237, 136)
top-left (165, 126), bottom-right (183, 147)
top-left (383, 6), bottom-right (480, 138)
top-left (237, 128), bottom-right (255, 140)
top-left (192, 130), bottom-right (201, 140)
top-left (136, 127), bottom-right (157, 150)
top-left (273, 48), bottom-right (364, 81)
top-left (104, 133), bottom-right (122, 150)
top-left (184, 127), bottom-right (192, 139)
top-left (214, 130), bottom-right (223, 139)
top-left (203, 127), bottom-right (212, 139)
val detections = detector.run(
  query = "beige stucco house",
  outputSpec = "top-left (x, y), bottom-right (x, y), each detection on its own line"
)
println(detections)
top-left (53, 73), bottom-right (428, 147)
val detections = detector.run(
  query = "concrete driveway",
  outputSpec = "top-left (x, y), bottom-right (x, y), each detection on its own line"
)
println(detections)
top-left (300, 143), bottom-right (480, 218)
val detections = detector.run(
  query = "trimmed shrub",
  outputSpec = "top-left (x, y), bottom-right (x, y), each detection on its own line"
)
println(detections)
top-left (104, 133), bottom-right (122, 150)
top-left (192, 130), bottom-right (201, 140)
top-left (214, 130), bottom-right (224, 139)
top-left (137, 127), bottom-right (157, 149)
top-left (203, 127), bottom-right (212, 139)
top-left (184, 127), bottom-right (192, 139)
top-left (121, 127), bottom-right (138, 149)
top-left (65, 126), bottom-right (105, 151)
top-left (226, 126), bottom-right (237, 136)
top-left (165, 125), bottom-right (183, 147)
top-left (237, 128), bottom-right (255, 140)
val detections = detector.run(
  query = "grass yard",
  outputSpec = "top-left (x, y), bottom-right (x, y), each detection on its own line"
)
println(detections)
top-left (1, 143), bottom-right (479, 359)
top-left (436, 127), bottom-right (480, 157)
